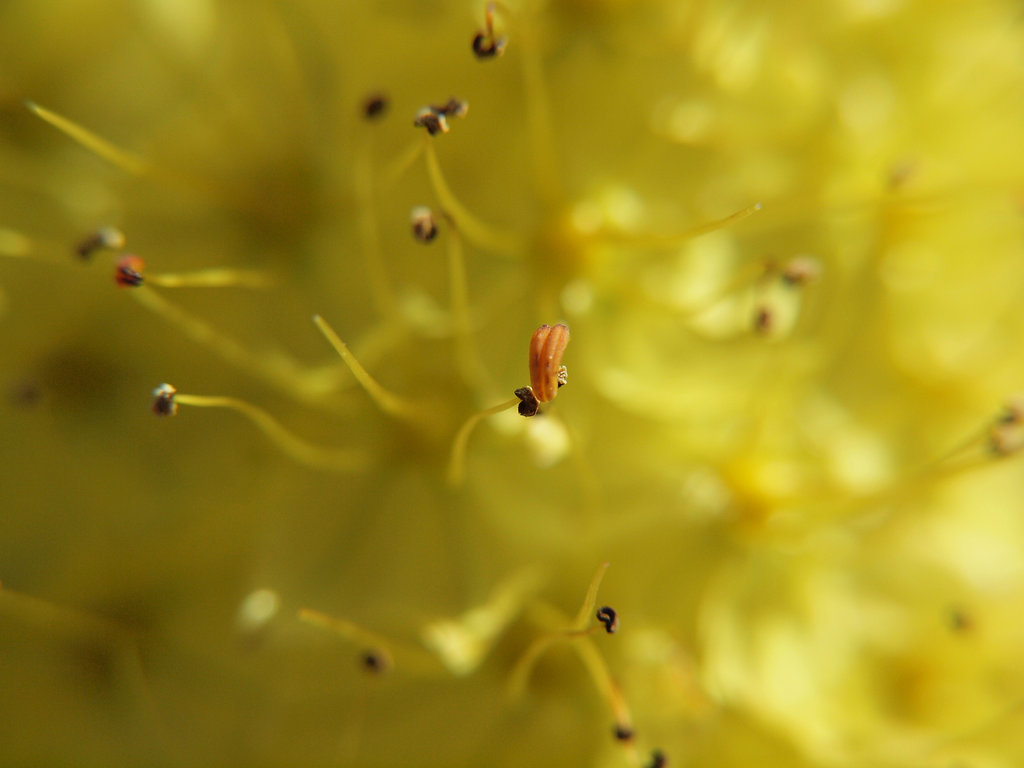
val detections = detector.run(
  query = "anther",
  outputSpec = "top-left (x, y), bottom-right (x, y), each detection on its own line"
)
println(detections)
top-left (430, 98), bottom-right (469, 120)
top-left (997, 394), bottom-right (1024, 424)
top-left (472, 3), bottom-right (507, 59)
top-left (596, 605), bottom-right (619, 634)
top-left (447, 324), bottom-right (571, 484)
top-left (414, 99), bottom-right (469, 136)
top-left (414, 107), bottom-right (449, 136)
top-left (990, 395), bottom-right (1024, 456)
top-left (753, 305), bottom-right (773, 334)
top-left (472, 32), bottom-right (507, 58)
top-left (75, 226), bottom-right (125, 260)
top-left (612, 724), bottom-right (634, 742)
top-left (360, 648), bottom-right (393, 675)
top-left (362, 92), bottom-right (389, 120)
top-left (514, 386), bottom-right (540, 417)
top-left (151, 383), bottom-right (178, 416)
top-left (529, 323), bottom-right (571, 403)
top-left (151, 386), bottom-right (366, 471)
top-left (647, 749), bottom-right (668, 768)
top-left (948, 608), bottom-right (973, 633)
top-left (410, 206), bottom-right (439, 243)
top-left (115, 255), bottom-right (145, 287)
top-left (780, 255), bottom-right (821, 287)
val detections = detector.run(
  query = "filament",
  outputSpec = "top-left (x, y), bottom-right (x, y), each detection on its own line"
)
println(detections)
top-left (312, 314), bottom-right (423, 423)
top-left (354, 120), bottom-right (401, 320)
top-left (507, 563), bottom-right (633, 740)
top-left (572, 561), bottom-right (610, 630)
top-left (447, 397), bottom-right (520, 486)
top-left (382, 138), bottom-right (426, 189)
top-left (24, 100), bottom-right (151, 176)
top-left (146, 269), bottom-right (272, 289)
top-left (298, 608), bottom-right (440, 675)
top-left (504, 2), bottom-right (560, 204)
top-left (445, 223), bottom-right (494, 393)
top-left (595, 201), bottom-right (763, 249)
top-left (423, 139), bottom-right (523, 256)
top-left (131, 288), bottom-right (342, 406)
top-left (297, 608), bottom-right (394, 657)
top-left (173, 392), bottom-right (366, 472)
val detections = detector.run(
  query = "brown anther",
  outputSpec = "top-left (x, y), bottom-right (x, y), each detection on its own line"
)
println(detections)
top-left (360, 648), bottom-right (393, 674)
top-left (596, 605), bottom-right (619, 634)
top-left (472, 32), bottom-right (507, 59)
top-left (115, 254), bottom-right (145, 287)
top-left (647, 749), bottom-right (667, 768)
top-left (998, 394), bottom-right (1024, 424)
top-left (753, 306), bottom-right (773, 334)
top-left (152, 383), bottom-right (178, 416)
top-left (410, 206), bottom-right (439, 243)
top-left (948, 608), bottom-right (973, 633)
top-left (989, 422), bottom-right (1024, 456)
top-left (514, 386), bottom-right (539, 417)
top-left (75, 226), bottom-right (125, 260)
top-left (887, 160), bottom-right (916, 189)
top-left (990, 395), bottom-right (1024, 455)
top-left (362, 92), bottom-right (389, 120)
top-left (781, 255), bottom-right (822, 286)
top-left (414, 107), bottom-right (449, 136)
top-left (472, 2), bottom-right (506, 59)
top-left (430, 98), bottom-right (468, 120)
top-left (613, 724), bottom-right (635, 742)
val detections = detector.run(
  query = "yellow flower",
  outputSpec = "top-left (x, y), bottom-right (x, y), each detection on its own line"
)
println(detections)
top-left (2, 0), bottom-right (1024, 765)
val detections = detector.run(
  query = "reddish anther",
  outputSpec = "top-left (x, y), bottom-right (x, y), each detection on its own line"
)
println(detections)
top-left (528, 323), bottom-right (570, 403)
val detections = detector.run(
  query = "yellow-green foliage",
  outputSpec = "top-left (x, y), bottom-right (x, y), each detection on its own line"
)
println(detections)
top-left (2, 0), bottom-right (1024, 765)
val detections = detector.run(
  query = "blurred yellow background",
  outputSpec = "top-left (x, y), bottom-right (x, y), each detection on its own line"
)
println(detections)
top-left (3, 0), bottom-right (1024, 765)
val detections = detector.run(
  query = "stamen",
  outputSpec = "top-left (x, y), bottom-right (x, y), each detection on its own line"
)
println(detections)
top-left (114, 255), bottom-right (146, 287)
top-left (472, 1), bottom-right (559, 202)
top-left (647, 749), bottom-right (668, 768)
top-left (447, 321), bottom-right (572, 484)
top-left (410, 206), bottom-right (439, 243)
top-left (423, 139), bottom-right (522, 256)
top-left (312, 314), bottom-right (422, 423)
top-left (593, 201), bottom-right (763, 249)
top-left (780, 255), bottom-right (822, 287)
top-left (572, 562), bottom-right (610, 631)
top-left (446, 396), bottom-right (521, 486)
top-left (381, 139), bottom-right (427, 189)
top-left (361, 92), bottom-right (389, 121)
top-left (429, 98), bottom-right (469, 120)
top-left (414, 107), bottom-right (449, 136)
top-left (472, 2), bottom-right (507, 59)
top-left (75, 226), bottom-right (125, 260)
top-left (354, 103), bottom-right (401, 320)
top-left (297, 608), bottom-right (401, 673)
top-left (596, 605), bottom-right (619, 634)
top-left (508, 563), bottom-right (634, 748)
top-left (444, 221), bottom-right (493, 392)
top-left (145, 268), bottom-right (272, 289)
top-left (153, 385), bottom-right (366, 472)
top-left (130, 288), bottom-right (341, 406)
top-left (24, 100), bottom-right (151, 176)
